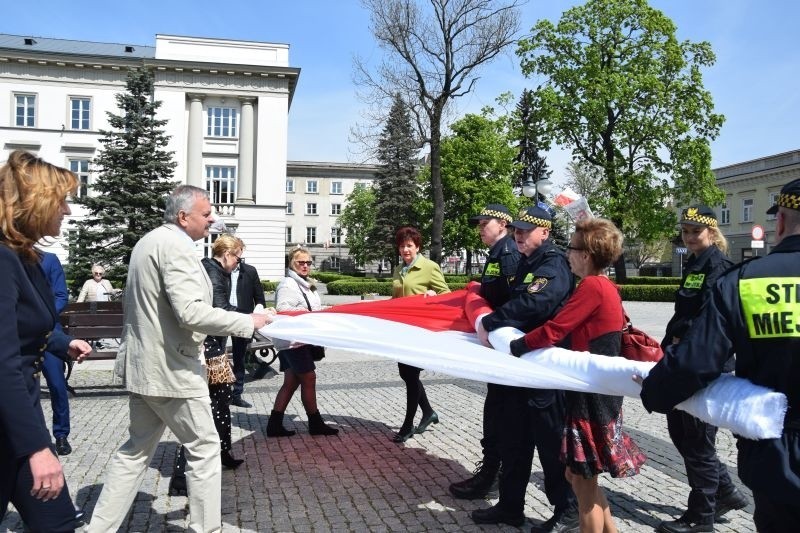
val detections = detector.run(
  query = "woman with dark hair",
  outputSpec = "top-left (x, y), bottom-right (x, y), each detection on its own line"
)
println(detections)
top-left (0, 150), bottom-right (92, 531)
top-left (509, 217), bottom-right (646, 532)
top-left (391, 226), bottom-right (450, 443)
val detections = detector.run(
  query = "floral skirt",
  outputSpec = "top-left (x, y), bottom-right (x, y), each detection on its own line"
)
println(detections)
top-left (561, 391), bottom-right (647, 479)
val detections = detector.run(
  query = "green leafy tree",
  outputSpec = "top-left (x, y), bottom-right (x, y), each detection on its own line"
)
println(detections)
top-left (418, 111), bottom-right (518, 273)
top-left (517, 0), bottom-right (724, 281)
top-left (355, 0), bottom-right (523, 263)
top-left (67, 68), bottom-right (177, 289)
top-left (339, 184), bottom-right (378, 268)
top-left (367, 94), bottom-right (422, 270)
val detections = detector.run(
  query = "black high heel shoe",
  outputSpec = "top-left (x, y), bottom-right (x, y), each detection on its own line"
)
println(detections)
top-left (415, 411), bottom-right (439, 434)
top-left (221, 450), bottom-right (244, 469)
top-left (392, 427), bottom-right (415, 443)
top-left (168, 475), bottom-right (187, 496)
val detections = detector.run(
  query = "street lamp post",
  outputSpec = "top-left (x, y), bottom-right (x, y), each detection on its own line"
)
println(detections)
top-left (522, 175), bottom-right (553, 201)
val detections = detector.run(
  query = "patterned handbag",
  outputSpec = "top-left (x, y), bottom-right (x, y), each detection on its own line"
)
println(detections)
top-left (204, 337), bottom-right (235, 385)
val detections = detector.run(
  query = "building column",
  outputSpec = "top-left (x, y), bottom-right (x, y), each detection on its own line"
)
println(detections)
top-left (236, 97), bottom-right (255, 204)
top-left (186, 94), bottom-right (205, 188)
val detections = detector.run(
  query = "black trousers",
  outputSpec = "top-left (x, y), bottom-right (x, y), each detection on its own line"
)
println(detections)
top-left (175, 383), bottom-right (233, 477)
top-left (397, 362), bottom-right (433, 432)
top-left (230, 336), bottom-right (249, 397)
top-left (497, 387), bottom-right (576, 515)
top-left (667, 409), bottom-right (735, 522)
top-left (1, 446), bottom-right (76, 532)
top-left (479, 383), bottom-right (504, 467)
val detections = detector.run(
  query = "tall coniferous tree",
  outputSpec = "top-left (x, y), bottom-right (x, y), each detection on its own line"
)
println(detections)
top-left (66, 68), bottom-right (178, 288)
top-left (368, 94), bottom-right (422, 269)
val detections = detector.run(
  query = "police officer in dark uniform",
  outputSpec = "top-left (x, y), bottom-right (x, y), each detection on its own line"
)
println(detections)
top-left (449, 204), bottom-right (521, 500)
top-left (470, 206), bottom-right (579, 531)
top-left (657, 206), bottom-right (748, 533)
top-left (641, 178), bottom-right (800, 532)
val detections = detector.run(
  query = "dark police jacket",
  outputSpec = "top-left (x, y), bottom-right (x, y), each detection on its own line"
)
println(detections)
top-left (663, 245), bottom-right (732, 348)
top-left (482, 241), bottom-right (574, 334)
top-left (480, 234), bottom-right (521, 309)
top-left (234, 261), bottom-right (266, 314)
top-left (0, 245), bottom-right (71, 460)
top-left (641, 234), bottom-right (800, 502)
top-left (481, 241), bottom-right (574, 404)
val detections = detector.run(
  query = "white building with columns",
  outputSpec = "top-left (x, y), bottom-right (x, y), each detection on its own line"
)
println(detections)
top-left (0, 33), bottom-right (300, 280)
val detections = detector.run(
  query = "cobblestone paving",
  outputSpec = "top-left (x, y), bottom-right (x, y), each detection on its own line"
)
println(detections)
top-left (2, 301), bottom-right (756, 532)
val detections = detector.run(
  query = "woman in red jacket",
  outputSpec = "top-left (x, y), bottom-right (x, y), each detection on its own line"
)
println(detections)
top-left (509, 218), bottom-right (645, 533)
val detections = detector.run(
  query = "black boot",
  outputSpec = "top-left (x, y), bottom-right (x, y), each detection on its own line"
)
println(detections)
top-left (168, 475), bottom-right (187, 496)
top-left (715, 485), bottom-right (748, 520)
top-left (307, 410), bottom-right (339, 436)
top-left (221, 449), bottom-right (244, 469)
top-left (449, 459), bottom-right (500, 499)
top-left (266, 410), bottom-right (296, 437)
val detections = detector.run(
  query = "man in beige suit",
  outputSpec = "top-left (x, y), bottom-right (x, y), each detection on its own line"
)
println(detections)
top-left (88, 185), bottom-right (271, 533)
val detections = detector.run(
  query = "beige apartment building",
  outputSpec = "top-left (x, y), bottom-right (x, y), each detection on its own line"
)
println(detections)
top-left (285, 161), bottom-right (379, 272)
top-left (713, 149), bottom-right (800, 262)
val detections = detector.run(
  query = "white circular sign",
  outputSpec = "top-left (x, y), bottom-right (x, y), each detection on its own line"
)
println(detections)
top-left (751, 225), bottom-right (764, 240)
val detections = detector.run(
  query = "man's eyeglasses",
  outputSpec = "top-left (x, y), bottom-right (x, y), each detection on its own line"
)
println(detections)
top-left (93, 271), bottom-right (104, 276)
top-left (296, 261), bottom-right (313, 266)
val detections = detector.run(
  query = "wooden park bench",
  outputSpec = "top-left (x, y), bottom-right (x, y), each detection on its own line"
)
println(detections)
top-left (60, 301), bottom-right (124, 360)
top-left (59, 300), bottom-right (277, 366)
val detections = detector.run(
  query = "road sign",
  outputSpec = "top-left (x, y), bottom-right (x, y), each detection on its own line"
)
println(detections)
top-left (751, 225), bottom-right (764, 240)
top-left (675, 247), bottom-right (688, 255)
top-left (751, 240), bottom-right (765, 249)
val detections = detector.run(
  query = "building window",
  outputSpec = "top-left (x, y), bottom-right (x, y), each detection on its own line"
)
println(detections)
top-left (329, 256), bottom-right (341, 270)
top-left (69, 159), bottom-right (91, 198)
top-left (15, 94), bottom-right (36, 127)
top-left (331, 227), bottom-right (342, 244)
top-left (331, 181), bottom-right (343, 195)
top-left (719, 202), bottom-right (730, 225)
top-left (330, 203), bottom-right (341, 216)
top-left (207, 107), bottom-right (238, 137)
top-left (353, 182), bottom-right (366, 191)
top-left (286, 179), bottom-right (295, 193)
top-left (742, 198), bottom-right (754, 223)
top-left (306, 227), bottom-right (317, 244)
top-left (203, 233), bottom-right (222, 259)
top-left (206, 166), bottom-right (237, 204)
top-left (306, 202), bottom-right (318, 215)
top-left (286, 226), bottom-right (292, 243)
top-left (286, 201), bottom-right (293, 215)
top-left (766, 192), bottom-right (779, 220)
top-left (70, 97), bottom-right (91, 130)
top-left (306, 180), bottom-right (318, 194)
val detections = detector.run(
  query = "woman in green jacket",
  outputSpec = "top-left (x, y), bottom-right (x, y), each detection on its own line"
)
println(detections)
top-left (391, 226), bottom-right (450, 443)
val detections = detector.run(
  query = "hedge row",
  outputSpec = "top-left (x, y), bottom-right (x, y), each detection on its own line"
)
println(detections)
top-left (620, 276), bottom-right (681, 285)
top-left (326, 279), bottom-right (676, 301)
top-left (619, 285), bottom-right (677, 302)
top-left (260, 280), bottom-right (278, 293)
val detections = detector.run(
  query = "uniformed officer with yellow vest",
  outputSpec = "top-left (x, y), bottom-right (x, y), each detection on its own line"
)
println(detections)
top-left (657, 206), bottom-right (747, 533)
top-left (471, 206), bottom-right (578, 531)
top-left (641, 178), bottom-right (800, 532)
top-left (449, 204), bottom-right (521, 500)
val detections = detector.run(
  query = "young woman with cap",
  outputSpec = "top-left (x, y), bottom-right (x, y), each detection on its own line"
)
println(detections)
top-left (657, 205), bottom-right (748, 533)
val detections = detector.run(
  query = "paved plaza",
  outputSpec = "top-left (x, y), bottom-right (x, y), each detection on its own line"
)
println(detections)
top-left (3, 301), bottom-right (757, 532)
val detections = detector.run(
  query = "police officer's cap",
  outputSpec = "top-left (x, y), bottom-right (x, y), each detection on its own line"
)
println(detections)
top-left (766, 178), bottom-right (800, 215)
top-left (468, 204), bottom-right (513, 226)
top-left (508, 206), bottom-right (552, 230)
top-left (680, 205), bottom-right (718, 227)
